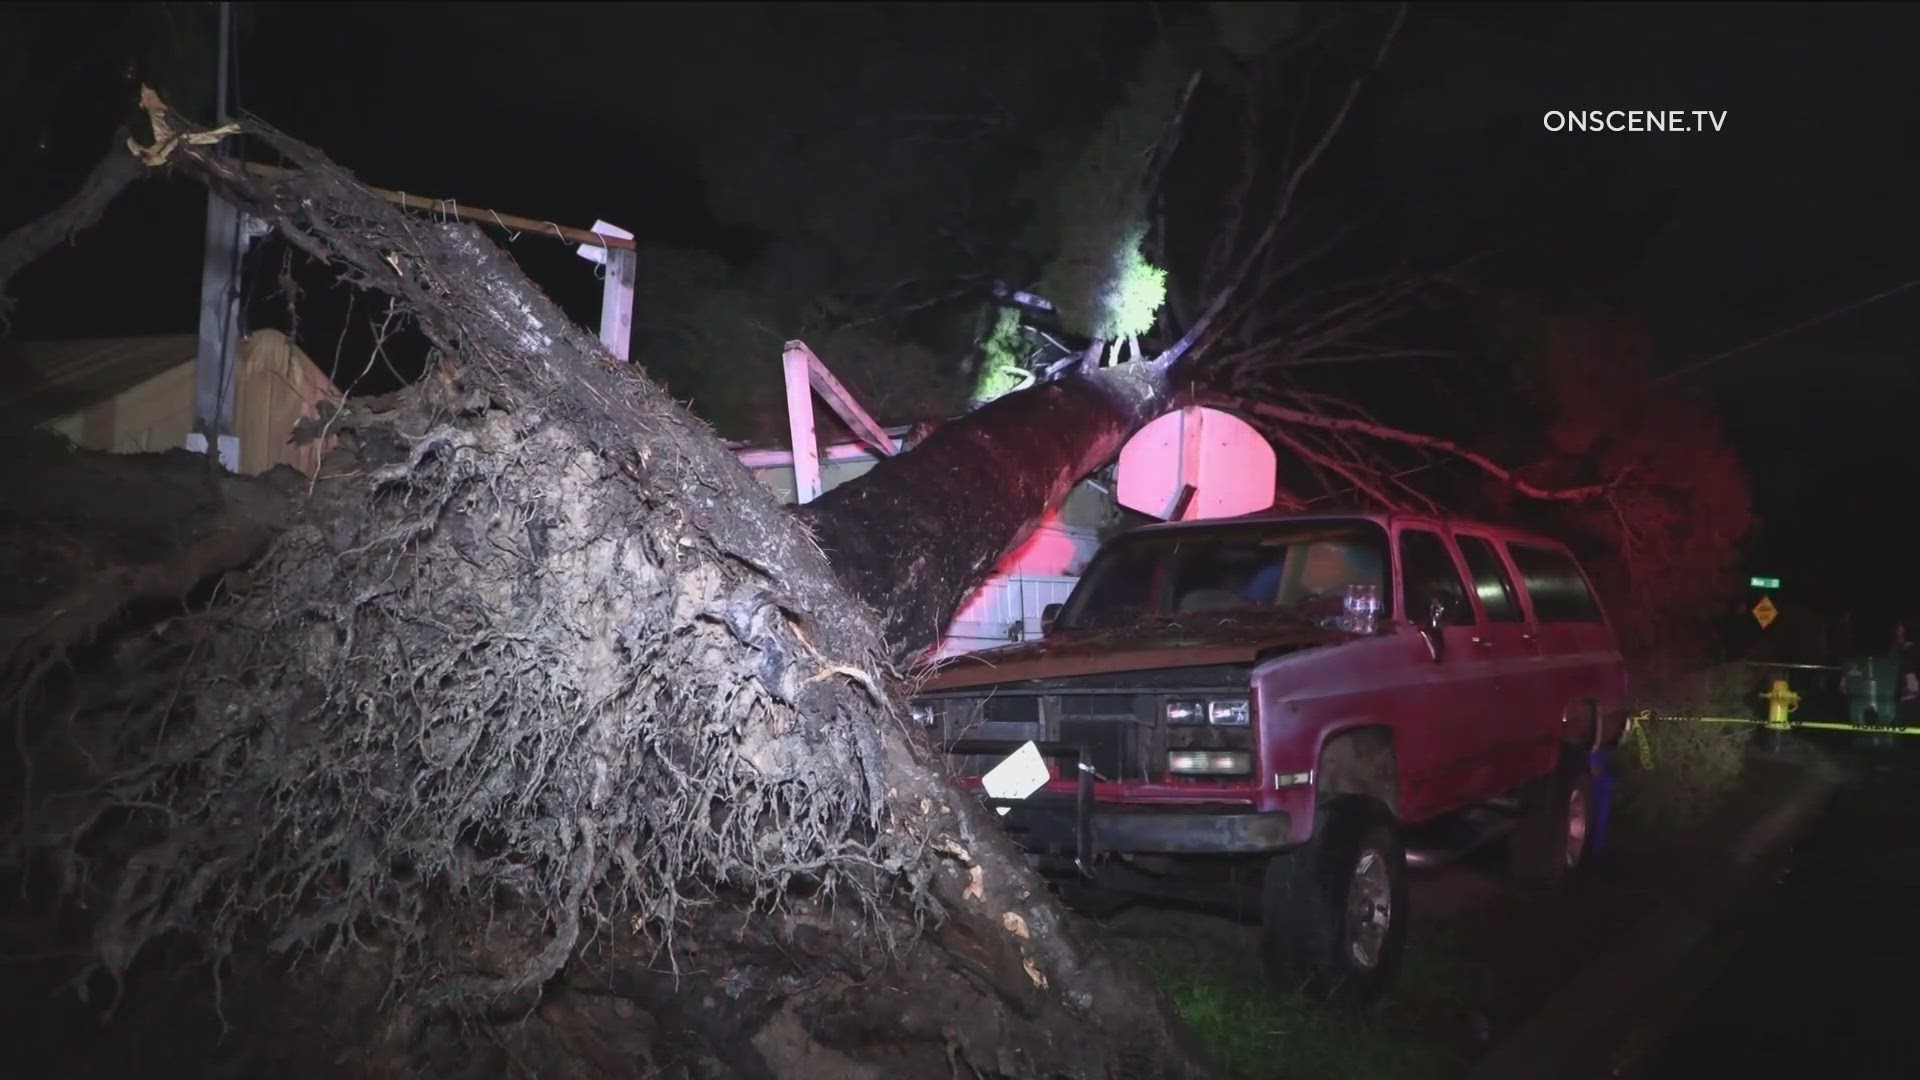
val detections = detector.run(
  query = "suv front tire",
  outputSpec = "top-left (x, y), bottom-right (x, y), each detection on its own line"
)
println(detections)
top-left (1259, 798), bottom-right (1408, 1009)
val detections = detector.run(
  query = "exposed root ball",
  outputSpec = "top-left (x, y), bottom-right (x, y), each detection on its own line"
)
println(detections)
top-left (74, 394), bottom-right (906, 1007)
top-left (5, 94), bottom-right (1212, 1080)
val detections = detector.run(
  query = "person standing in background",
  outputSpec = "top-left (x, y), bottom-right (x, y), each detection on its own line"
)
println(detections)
top-left (1893, 622), bottom-right (1918, 728)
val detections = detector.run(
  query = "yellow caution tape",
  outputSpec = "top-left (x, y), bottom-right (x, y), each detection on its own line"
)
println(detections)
top-left (1627, 710), bottom-right (1654, 768)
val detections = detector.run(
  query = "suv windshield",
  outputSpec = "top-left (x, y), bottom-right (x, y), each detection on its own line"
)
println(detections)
top-left (1056, 520), bottom-right (1393, 631)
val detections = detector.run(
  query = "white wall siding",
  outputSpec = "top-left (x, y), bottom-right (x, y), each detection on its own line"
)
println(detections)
top-left (742, 439), bottom-right (1107, 660)
top-left (937, 572), bottom-right (1083, 660)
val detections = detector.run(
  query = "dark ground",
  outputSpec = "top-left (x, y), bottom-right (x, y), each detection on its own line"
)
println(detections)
top-left (1633, 735), bottom-right (1920, 1080)
top-left (1091, 743), bottom-right (1814, 1079)
top-left (1, 730), bottom-right (1848, 1079)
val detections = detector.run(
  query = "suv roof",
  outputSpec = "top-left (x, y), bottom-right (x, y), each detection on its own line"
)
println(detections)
top-left (1125, 508), bottom-right (1573, 552)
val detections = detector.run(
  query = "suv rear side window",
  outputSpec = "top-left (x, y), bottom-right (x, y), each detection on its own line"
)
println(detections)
top-left (1507, 543), bottom-right (1603, 623)
top-left (1455, 534), bottom-right (1524, 623)
top-left (1398, 529), bottom-right (1473, 626)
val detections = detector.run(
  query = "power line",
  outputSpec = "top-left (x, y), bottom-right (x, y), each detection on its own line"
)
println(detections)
top-left (1654, 278), bottom-right (1920, 386)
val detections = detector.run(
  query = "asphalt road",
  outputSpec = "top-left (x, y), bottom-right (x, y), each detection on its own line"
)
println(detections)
top-left (1637, 739), bottom-right (1920, 1080)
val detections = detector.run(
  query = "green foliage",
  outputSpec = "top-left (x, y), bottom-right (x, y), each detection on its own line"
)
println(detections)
top-left (1479, 317), bottom-right (1754, 658)
top-left (690, 7), bottom-right (1119, 320)
top-left (1039, 223), bottom-right (1170, 343)
top-left (1107, 239), bottom-right (1171, 338)
top-left (632, 243), bottom-right (968, 443)
top-left (1613, 664), bottom-right (1752, 836)
top-left (971, 307), bottom-right (1034, 404)
top-left (1108, 931), bottom-right (1475, 1080)
top-left (1035, 39), bottom-right (1188, 342)
top-left (459, 6), bottom-right (1194, 412)
top-left (800, 322), bottom-right (968, 431)
top-left (1615, 718), bottom-right (1748, 834)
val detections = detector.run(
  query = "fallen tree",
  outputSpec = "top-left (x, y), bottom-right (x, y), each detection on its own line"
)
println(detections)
top-left (5, 94), bottom-right (1210, 1079)
top-left (802, 360), bottom-right (1175, 661)
top-left (0, 430), bottom-right (296, 667)
top-left (4, 16), bottom-right (1493, 1072)
top-left (0, 129), bottom-right (148, 326)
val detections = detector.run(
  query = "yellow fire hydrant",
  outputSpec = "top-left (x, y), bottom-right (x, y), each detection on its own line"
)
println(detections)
top-left (1761, 678), bottom-right (1800, 733)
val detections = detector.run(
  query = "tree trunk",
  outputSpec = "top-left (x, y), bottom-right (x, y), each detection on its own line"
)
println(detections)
top-left (0, 129), bottom-right (146, 322)
top-left (4, 101), bottom-right (1210, 1079)
top-left (0, 431), bottom-right (296, 664)
top-left (803, 359), bottom-right (1172, 663)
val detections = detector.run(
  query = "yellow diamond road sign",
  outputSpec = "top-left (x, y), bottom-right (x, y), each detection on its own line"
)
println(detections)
top-left (1753, 595), bottom-right (1777, 629)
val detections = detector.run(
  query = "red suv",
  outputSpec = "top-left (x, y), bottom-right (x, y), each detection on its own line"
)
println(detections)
top-left (912, 511), bottom-right (1629, 1006)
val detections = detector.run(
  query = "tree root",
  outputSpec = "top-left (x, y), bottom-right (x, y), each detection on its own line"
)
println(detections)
top-left (2, 93), bottom-right (1213, 1080)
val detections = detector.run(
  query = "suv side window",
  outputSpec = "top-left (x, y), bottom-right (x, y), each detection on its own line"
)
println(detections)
top-left (1507, 543), bottom-right (1603, 623)
top-left (1399, 529), bottom-right (1474, 626)
top-left (1455, 534), bottom-right (1525, 623)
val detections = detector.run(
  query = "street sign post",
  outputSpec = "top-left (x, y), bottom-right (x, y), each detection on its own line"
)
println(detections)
top-left (1753, 595), bottom-right (1778, 630)
top-left (1749, 575), bottom-right (1781, 590)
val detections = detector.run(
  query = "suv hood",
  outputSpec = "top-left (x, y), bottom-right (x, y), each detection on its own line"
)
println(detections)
top-left (922, 620), bottom-right (1344, 690)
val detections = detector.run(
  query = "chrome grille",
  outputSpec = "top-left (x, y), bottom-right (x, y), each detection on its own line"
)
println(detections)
top-left (925, 666), bottom-right (1254, 783)
top-left (978, 696), bottom-right (1039, 725)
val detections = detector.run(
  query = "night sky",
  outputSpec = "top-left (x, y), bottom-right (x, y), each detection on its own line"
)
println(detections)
top-left (4, 2), bottom-right (1917, 630)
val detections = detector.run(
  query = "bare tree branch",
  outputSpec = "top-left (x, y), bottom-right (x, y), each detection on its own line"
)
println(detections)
top-left (1206, 274), bottom-right (1446, 396)
top-left (1142, 68), bottom-right (1205, 203)
top-left (1198, 68), bottom-right (1268, 298)
top-left (1266, 423), bottom-right (1404, 509)
top-left (0, 129), bottom-right (147, 326)
top-left (1215, 394), bottom-right (1614, 502)
top-left (1152, 3), bottom-right (1408, 373)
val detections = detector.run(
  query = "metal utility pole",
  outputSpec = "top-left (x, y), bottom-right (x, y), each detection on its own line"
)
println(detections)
top-left (190, 0), bottom-right (245, 470)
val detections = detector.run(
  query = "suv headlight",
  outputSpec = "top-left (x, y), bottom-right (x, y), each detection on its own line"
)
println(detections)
top-left (909, 702), bottom-right (937, 728)
top-left (1165, 698), bottom-right (1205, 725)
top-left (1165, 697), bottom-right (1251, 725)
top-left (1208, 698), bottom-right (1250, 726)
top-left (1168, 750), bottom-right (1253, 775)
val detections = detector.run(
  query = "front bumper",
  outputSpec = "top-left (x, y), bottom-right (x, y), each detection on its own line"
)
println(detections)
top-left (1094, 806), bottom-right (1294, 853)
top-left (946, 738), bottom-right (1294, 870)
top-left (998, 796), bottom-right (1292, 858)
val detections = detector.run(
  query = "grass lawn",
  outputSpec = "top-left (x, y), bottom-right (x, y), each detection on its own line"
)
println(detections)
top-left (1088, 716), bottom-right (1771, 1079)
top-left (1102, 921), bottom-right (1495, 1080)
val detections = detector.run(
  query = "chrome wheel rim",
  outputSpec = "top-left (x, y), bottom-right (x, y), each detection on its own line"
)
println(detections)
top-left (1347, 849), bottom-right (1392, 969)
top-left (1565, 784), bottom-right (1589, 869)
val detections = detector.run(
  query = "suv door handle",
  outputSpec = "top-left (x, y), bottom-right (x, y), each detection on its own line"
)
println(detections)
top-left (1471, 635), bottom-right (1494, 648)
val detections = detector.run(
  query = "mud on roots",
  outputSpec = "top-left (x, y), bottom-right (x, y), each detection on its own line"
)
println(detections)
top-left (39, 390), bottom-right (917, 1011)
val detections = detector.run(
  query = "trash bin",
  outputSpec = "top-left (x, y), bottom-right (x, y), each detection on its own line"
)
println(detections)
top-left (1845, 656), bottom-right (1902, 728)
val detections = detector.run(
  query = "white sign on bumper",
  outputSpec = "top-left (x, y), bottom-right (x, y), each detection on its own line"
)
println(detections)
top-left (979, 740), bottom-right (1051, 815)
